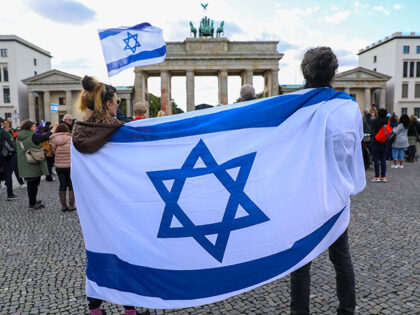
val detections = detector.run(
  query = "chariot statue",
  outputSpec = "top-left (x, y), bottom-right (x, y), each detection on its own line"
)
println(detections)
top-left (188, 4), bottom-right (225, 39)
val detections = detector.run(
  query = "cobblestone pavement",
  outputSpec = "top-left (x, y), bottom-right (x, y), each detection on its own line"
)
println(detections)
top-left (0, 161), bottom-right (419, 314)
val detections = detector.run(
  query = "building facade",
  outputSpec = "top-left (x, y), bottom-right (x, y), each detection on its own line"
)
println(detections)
top-left (0, 35), bottom-right (51, 126)
top-left (134, 38), bottom-right (282, 116)
top-left (358, 32), bottom-right (420, 117)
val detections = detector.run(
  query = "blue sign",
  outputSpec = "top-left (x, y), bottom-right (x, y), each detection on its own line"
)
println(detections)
top-left (51, 104), bottom-right (58, 112)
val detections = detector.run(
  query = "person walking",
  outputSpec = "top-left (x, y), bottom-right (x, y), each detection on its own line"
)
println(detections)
top-left (0, 118), bottom-right (19, 200)
top-left (289, 47), bottom-right (365, 315)
top-left (50, 123), bottom-right (75, 212)
top-left (407, 115), bottom-right (419, 162)
top-left (390, 114), bottom-right (410, 168)
top-left (72, 75), bottom-right (150, 315)
top-left (16, 120), bottom-right (57, 209)
top-left (366, 108), bottom-right (389, 182)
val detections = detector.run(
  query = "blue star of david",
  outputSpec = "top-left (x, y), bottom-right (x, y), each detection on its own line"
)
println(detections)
top-left (147, 139), bottom-right (270, 262)
top-left (123, 32), bottom-right (141, 54)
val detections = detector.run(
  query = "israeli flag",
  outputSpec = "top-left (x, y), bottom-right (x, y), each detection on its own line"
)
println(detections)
top-left (98, 23), bottom-right (166, 76)
top-left (71, 88), bottom-right (366, 309)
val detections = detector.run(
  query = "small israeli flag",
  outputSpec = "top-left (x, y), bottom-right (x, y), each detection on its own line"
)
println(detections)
top-left (98, 23), bottom-right (166, 76)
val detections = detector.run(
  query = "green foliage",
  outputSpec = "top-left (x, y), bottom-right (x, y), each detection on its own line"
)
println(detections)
top-left (148, 93), bottom-right (184, 117)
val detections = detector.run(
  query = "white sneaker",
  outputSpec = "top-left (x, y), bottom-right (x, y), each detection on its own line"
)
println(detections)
top-left (19, 184), bottom-right (27, 189)
top-left (399, 165), bottom-right (404, 168)
top-left (390, 164), bottom-right (399, 168)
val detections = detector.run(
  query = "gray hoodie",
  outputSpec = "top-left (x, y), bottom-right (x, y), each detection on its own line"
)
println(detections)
top-left (392, 123), bottom-right (409, 148)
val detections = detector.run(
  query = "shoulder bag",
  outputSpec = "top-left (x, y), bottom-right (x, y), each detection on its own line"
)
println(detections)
top-left (18, 140), bottom-right (45, 164)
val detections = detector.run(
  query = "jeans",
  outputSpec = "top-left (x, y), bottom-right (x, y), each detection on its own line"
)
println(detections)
top-left (25, 177), bottom-right (41, 207)
top-left (56, 168), bottom-right (73, 191)
top-left (290, 230), bottom-right (355, 315)
top-left (392, 148), bottom-right (405, 161)
top-left (371, 144), bottom-right (387, 177)
top-left (87, 297), bottom-right (134, 310)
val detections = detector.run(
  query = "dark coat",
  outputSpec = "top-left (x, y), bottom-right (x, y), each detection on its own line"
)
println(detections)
top-left (0, 127), bottom-right (15, 163)
top-left (366, 114), bottom-right (389, 147)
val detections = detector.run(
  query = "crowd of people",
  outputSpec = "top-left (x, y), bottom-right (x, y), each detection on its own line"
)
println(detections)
top-left (363, 107), bottom-right (420, 182)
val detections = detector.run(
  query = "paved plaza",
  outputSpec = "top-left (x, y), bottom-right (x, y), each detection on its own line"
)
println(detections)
top-left (0, 161), bottom-right (419, 314)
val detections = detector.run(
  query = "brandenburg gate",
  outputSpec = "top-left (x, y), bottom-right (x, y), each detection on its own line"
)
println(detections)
top-left (134, 38), bottom-right (283, 115)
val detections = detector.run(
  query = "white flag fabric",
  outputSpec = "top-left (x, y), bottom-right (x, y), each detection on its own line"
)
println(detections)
top-left (98, 23), bottom-right (166, 76)
top-left (71, 88), bottom-right (366, 309)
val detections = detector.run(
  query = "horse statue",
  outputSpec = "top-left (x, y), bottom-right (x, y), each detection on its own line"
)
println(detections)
top-left (189, 22), bottom-right (197, 38)
top-left (216, 21), bottom-right (224, 38)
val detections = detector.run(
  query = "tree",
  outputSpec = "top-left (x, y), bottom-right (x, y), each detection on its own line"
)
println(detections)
top-left (148, 93), bottom-right (184, 117)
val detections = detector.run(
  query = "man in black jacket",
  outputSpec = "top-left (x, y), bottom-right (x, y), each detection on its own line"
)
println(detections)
top-left (366, 108), bottom-right (389, 182)
top-left (0, 118), bottom-right (19, 200)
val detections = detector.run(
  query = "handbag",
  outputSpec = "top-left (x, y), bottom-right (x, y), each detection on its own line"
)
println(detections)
top-left (18, 140), bottom-right (45, 164)
top-left (1, 140), bottom-right (15, 159)
top-left (388, 132), bottom-right (397, 143)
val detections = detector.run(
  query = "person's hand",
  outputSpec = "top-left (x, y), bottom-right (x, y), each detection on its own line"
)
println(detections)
top-left (51, 123), bottom-right (59, 133)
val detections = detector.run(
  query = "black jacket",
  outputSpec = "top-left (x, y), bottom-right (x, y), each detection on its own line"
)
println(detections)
top-left (366, 114), bottom-right (389, 147)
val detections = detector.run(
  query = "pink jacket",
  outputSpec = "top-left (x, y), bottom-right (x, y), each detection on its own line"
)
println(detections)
top-left (50, 132), bottom-right (72, 168)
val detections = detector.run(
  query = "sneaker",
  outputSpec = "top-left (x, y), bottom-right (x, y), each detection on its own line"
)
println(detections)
top-left (399, 165), bottom-right (404, 168)
top-left (370, 177), bottom-right (381, 182)
top-left (390, 164), bottom-right (399, 168)
top-left (380, 177), bottom-right (387, 182)
top-left (29, 203), bottom-right (45, 210)
top-left (7, 194), bottom-right (19, 200)
top-left (19, 183), bottom-right (27, 189)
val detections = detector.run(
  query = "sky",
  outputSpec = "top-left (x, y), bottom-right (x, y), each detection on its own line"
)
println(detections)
top-left (1, 0), bottom-right (418, 111)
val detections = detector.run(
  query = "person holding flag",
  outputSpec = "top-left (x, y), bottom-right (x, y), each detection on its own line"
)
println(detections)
top-left (72, 75), bottom-right (150, 315)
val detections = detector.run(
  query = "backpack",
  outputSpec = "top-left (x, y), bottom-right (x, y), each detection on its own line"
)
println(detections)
top-left (375, 121), bottom-right (393, 143)
top-left (1, 140), bottom-right (15, 159)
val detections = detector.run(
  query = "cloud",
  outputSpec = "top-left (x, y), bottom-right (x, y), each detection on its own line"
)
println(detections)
top-left (355, 1), bottom-right (369, 9)
top-left (393, 4), bottom-right (403, 10)
top-left (24, 0), bottom-right (96, 25)
top-left (256, 31), bottom-right (297, 51)
top-left (373, 6), bottom-right (391, 15)
top-left (53, 58), bottom-right (92, 69)
top-left (334, 49), bottom-right (358, 67)
top-left (322, 11), bottom-right (351, 23)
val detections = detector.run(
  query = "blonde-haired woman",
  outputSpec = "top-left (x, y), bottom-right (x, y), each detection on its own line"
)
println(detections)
top-left (72, 76), bottom-right (150, 315)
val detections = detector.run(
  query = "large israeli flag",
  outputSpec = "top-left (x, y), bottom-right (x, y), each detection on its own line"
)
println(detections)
top-left (98, 23), bottom-right (166, 76)
top-left (71, 88), bottom-right (366, 309)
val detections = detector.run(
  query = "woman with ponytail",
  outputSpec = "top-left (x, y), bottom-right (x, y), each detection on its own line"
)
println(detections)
top-left (72, 76), bottom-right (150, 315)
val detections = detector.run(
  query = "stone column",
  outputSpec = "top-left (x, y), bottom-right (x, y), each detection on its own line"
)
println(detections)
top-left (28, 92), bottom-right (36, 120)
top-left (126, 98), bottom-right (132, 117)
top-left (364, 88), bottom-right (371, 109)
top-left (161, 71), bottom-right (172, 115)
top-left (379, 88), bottom-right (386, 108)
top-left (344, 87), bottom-right (350, 95)
top-left (43, 91), bottom-right (51, 122)
top-left (241, 70), bottom-right (253, 86)
top-left (218, 70), bottom-right (228, 105)
top-left (66, 90), bottom-right (72, 115)
top-left (271, 69), bottom-right (279, 96)
top-left (186, 70), bottom-right (195, 112)
top-left (134, 70), bottom-right (149, 116)
top-left (264, 71), bottom-right (272, 97)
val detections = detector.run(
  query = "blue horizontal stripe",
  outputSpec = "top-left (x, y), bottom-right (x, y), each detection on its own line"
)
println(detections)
top-left (106, 46), bottom-right (166, 73)
top-left (99, 23), bottom-right (151, 40)
top-left (110, 88), bottom-right (353, 143)
top-left (86, 207), bottom-right (344, 300)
